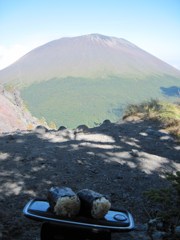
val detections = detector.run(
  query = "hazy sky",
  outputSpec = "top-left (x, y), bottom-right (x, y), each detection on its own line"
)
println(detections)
top-left (0, 0), bottom-right (180, 70)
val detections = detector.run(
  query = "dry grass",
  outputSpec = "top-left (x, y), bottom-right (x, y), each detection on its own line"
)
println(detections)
top-left (123, 99), bottom-right (180, 140)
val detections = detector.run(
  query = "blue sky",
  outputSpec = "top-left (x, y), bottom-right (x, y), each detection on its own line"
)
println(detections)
top-left (0, 0), bottom-right (180, 70)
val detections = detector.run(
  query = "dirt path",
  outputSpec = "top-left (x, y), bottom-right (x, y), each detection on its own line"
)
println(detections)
top-left (0, 120), bottom-right (179, 239)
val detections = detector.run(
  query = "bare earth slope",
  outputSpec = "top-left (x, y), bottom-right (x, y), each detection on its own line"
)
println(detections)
top-left (0, 120), bottom-right (179, 239)
top-left (0, 34), bottom-right (180, 85)
top-left (0, 86), bottom-right (38, 132)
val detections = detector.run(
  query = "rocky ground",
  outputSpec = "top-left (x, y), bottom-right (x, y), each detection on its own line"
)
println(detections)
top-left (0, 119), bottom-right (180, 240)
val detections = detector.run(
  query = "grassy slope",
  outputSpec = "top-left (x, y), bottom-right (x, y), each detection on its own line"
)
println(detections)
top-left (123, 99), bottom-right (180, 139)
top-left (21, 75), bottom-right (180, 129)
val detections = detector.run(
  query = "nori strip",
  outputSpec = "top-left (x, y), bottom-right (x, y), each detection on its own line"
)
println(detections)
top-left (48, 187), bottom-right (80, 217)
top-left (77, 189), bottom-right (111, 219)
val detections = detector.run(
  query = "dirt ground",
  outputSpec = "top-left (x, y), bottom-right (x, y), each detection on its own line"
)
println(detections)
top-left (0, 119), bottom-right (180, 240)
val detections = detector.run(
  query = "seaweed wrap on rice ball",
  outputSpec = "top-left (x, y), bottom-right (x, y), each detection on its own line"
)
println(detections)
top-left (48, 187), bottom-right (80, 217)
top-left (77, 189), bottom-right (111, 219)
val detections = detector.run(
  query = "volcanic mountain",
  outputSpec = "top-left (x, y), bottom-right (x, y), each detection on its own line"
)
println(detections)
top-left (0, 34), bottom-right (180, 128)
top-left (0, 33), bottom-right (180, 85)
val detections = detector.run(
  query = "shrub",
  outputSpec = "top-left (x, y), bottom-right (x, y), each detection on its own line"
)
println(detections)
top-left (123, 99), bottom-right (180, 139)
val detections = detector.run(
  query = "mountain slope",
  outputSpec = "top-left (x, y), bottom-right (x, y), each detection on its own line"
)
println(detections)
top-left (0, 85), bottom-right (38, 132)
top-left (0, 34), bottom-right (180, 85)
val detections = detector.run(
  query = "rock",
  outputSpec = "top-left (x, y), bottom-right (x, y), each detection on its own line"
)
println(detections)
top-left (35, 125), bottom-right (48, 134)
top-left (102, 119), bottom-right (111, 124)
top-left (58, 126), bottom-right (67, 131)
top-left (160, 135), bottom-right (173, 142)
top-left (75, 124), bottom-right (89, 133)
top-left (130, 149), bottom-right (140, 157)
top-left (139, 132), bottom-right (148, 136)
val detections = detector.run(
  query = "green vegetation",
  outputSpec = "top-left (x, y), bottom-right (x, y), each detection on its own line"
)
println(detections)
top-left (20, 75), bottom-right (179, 129)
top-left (123, 99), bottom-right (180, 139)
top-left (144, 171), bottom-right (180, 235)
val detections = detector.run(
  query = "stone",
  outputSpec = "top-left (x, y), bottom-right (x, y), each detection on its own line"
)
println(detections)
top-left (75, 124), bottom-right (89, 133)
top-left (102, 119), bottom-right (111, 124)
top-left (35, 125), bottom-right (48, 134)
top-left (130, 149), bottom-right (140, 157)
top-left (58, 126), bottom-right (67, 131)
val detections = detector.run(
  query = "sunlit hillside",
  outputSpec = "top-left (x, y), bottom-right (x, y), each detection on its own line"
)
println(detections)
top-left (21, 76), bottom-right (180, 128)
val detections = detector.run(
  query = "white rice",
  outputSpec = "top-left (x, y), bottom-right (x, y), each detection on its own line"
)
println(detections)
top-left (91, 197), bottom-right (111, 219)
top-left (54, 195), bottom-right (80, 217)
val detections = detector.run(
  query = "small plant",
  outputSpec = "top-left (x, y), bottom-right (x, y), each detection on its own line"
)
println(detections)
top-left (144, 171), bottom-right (180, 236)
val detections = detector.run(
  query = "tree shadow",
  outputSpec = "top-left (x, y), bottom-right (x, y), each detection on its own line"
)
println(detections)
top-left (160, 86), bottom-right (180, 97)
top-left (0, 120), bottom-right (179, 239)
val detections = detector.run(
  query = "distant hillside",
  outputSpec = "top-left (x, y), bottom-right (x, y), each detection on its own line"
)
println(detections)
top-left (21, 75), bottom-right (180, 128)
top-left (0, 34), bottom-right (179, 128)
top-left (0, 34), bottom-right (180, 85)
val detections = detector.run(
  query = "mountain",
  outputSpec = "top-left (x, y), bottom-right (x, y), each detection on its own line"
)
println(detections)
top-left (0, 34), bottom-right (179, 128)
top-left (0, 34), bottom-right (180, 85)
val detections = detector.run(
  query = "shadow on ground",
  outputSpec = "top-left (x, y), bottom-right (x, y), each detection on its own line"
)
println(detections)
top-left (0, 120), bottom-right (179, 239)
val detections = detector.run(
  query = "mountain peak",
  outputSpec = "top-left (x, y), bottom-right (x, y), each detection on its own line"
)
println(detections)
top-left (80, 33), bottom-right (138, 50)
top-left (84, 33), bottom-right (112, 40)
top-left (0, 33), bottom-right (180, 85)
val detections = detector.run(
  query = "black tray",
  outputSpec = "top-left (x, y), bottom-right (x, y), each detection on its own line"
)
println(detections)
top-left (23, 198), bottom-right (134, 232)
